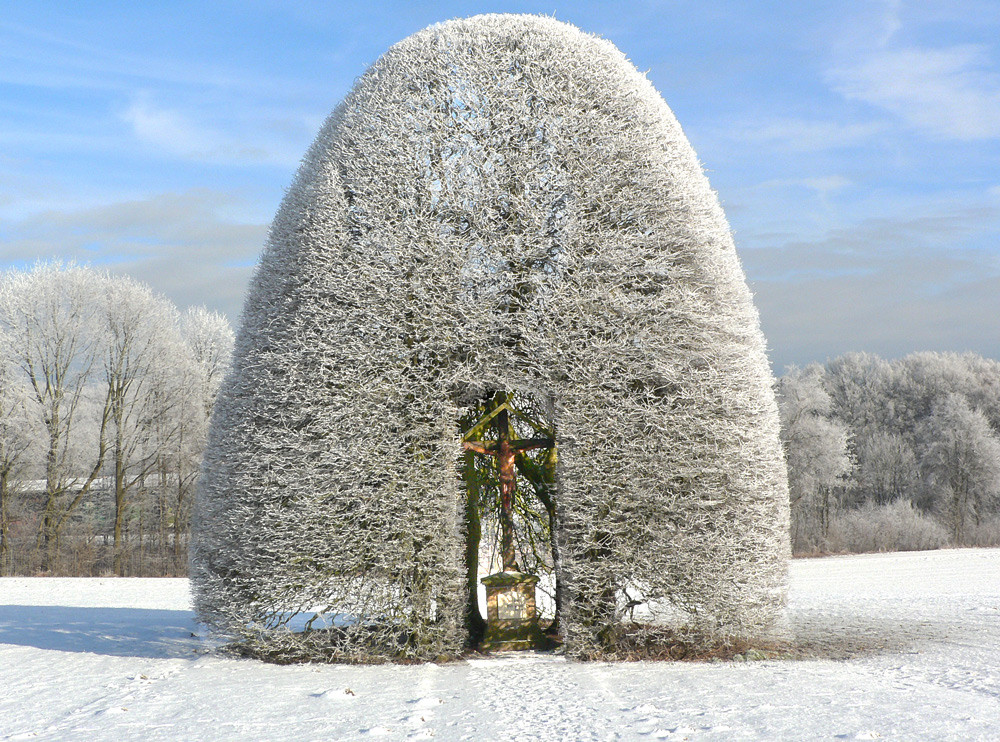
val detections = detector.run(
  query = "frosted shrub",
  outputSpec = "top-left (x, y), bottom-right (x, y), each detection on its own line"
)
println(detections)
top-left (191, 14), bottom-right (790, 662)
top-left (828, 501), bottom-right (948, 554)
top-left (965, 518), bottom-right (1000, 547)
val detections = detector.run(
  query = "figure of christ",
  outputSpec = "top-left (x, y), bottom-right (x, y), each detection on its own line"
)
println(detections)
top-left (462, 405), bottom-right (554, 573)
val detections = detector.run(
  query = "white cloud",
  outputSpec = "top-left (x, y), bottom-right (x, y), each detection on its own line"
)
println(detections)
top-left (749, 240), bottom-right (1000, 370)
top-left (756, 175), bottom-right (852, 196)
top-left (829, 44), bottom-right (1000, 140)
top-left (121, 96), bottom-right (303, 166)
top-left (123, 98), bottom-right (212, 157)
top-left (740, 197), bottom-right (1000, 368)
top-left (737, 118), bottom-right (887, 151)
top-left (0, 189), bottom-right (267, 321)
top-left (800, 176), bottom-right (852, 194)
top-left (876, 0), bottom-right (902, 45)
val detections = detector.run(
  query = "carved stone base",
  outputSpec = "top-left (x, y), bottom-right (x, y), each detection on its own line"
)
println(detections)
top-left (480, 571), bottom-right (548, 651)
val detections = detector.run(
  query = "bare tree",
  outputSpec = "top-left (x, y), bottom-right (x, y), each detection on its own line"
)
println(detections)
top-left (854, 431), bottom-right (919, 506)
top-left (0, 345), bottom-right (42, 574)
top-left (0, 263), bottom-right (112, 572)
top-left (921, 395), bottom-right (1000, 543)
top-left (824, 352), bottom-right (895, 445)
top-left (181, 307), bottom-right (234, 418)
top-left (100, 276), bottom-right (189, 575)
top-left (159, 307), bottom-right (234, 569)
top-left (777, 364), bottom-right (851, 552)
top-left (0, 265), bottom-right (234, 575)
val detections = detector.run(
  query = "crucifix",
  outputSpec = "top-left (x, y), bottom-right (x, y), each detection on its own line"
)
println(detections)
top-left (462, 396), bottom-right (554, 573)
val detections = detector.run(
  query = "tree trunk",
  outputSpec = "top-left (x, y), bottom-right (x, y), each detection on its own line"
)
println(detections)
top-left (113, 436), bottom-right (127, 576)
top-left (37, 424), bottom-right (62, 572)
top-left (542, 446), bottom-right (562, 633)
top-left (463, 449), bottom-right (486, 646)
top-left (0, 467), bottom-right (10, 575)
top-left (173, 442), bottom-right (186, 571)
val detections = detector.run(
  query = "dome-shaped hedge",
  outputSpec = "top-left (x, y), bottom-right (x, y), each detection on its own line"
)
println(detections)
top-left (191, 13), bottom-right (790, 662)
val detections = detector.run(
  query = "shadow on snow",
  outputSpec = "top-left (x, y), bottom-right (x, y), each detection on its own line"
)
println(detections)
top-left (0, 605), bottom-right (201, 659)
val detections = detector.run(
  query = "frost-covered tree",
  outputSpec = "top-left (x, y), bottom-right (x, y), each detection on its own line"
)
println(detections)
top-left (854, 431), bottom-right (918, 506)
top-left (0, 345), bottom-right (41, 574)
top-left (181, 308), bottom-right (234, 420)
top-left (963, 354), bottom-right (1000, 431)
top-left (100, 276), bottom-right (189, 575)
top-left (892, 352), bottom-right (978, 437)
top-left (921, 395), bottom-right (1000, 543)
top-left (0, 263), bottom-right (111, 571)
top-left (780, 351), bottom-right (1000, 553)
top-left (0, 263), bottom-right (226, 574)
top-left (825, 353), bottom-right (895, 445)
top-left (155, 308), bottom-right (234, 569)
top-left (192, 14), bottom-right (790, 661)
top-left (777, 364), bottom-right (850, 552)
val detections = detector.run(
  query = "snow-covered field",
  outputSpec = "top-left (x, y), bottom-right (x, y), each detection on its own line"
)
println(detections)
top-left (2, 550), bottom-right (998, 741)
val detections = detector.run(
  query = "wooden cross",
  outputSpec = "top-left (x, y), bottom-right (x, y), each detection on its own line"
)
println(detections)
top-left (463, 399), bottom-right (554, 573)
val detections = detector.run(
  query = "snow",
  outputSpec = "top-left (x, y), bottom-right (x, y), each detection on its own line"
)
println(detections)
top-left (2, 549), bottom-right (999, 741)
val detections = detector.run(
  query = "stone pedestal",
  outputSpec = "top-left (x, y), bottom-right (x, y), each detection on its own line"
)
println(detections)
top-left (480, 571), bottom-right (547, 651)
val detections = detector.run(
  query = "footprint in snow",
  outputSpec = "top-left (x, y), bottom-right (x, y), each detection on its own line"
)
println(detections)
top-left (835, 732), bottom-right (882, 740)
top-left (309, 688), bottom-right (358, 701)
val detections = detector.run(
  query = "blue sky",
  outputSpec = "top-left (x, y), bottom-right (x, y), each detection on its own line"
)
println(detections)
top-left (2, 1), bottom-right (999, 371)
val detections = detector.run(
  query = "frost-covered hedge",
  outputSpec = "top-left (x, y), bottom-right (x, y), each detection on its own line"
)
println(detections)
top-left (191, 14), bottom-right (790, 662)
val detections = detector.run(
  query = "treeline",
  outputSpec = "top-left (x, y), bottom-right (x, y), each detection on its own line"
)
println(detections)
top-left (0, 263), bottom-right (233, 576)
top-left (4, 263), bottom-right (996, 574)
top-left (779, 351), bottom-right (1000, 555)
